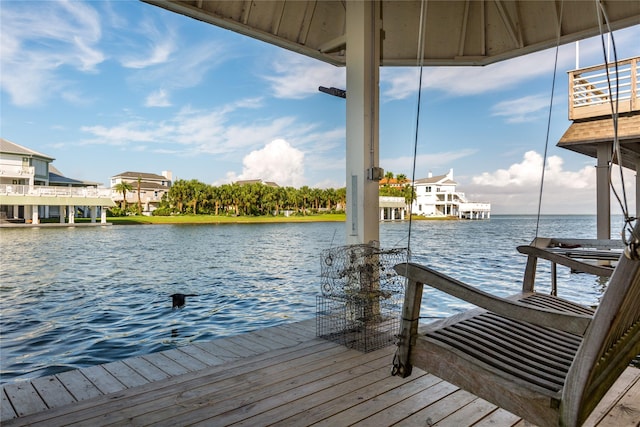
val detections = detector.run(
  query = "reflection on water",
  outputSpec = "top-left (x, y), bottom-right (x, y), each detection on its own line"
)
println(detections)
top-left (0, 216), bottom-right (613, 384)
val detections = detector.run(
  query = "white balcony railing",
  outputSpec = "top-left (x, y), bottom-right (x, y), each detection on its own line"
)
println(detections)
top-left (0, 184), bottom-right (112, 198)
top-left (0, 165), bottom-right (35, 177)
top-left (569, 56), bottom-right (639, 120)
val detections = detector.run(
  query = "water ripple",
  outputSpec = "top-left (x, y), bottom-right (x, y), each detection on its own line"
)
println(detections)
top-left (0, 216), bottom-right (617, 384)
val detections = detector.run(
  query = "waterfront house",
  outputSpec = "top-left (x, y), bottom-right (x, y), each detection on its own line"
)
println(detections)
top-left (411, 169), bottom-right (491, 219)
top-left (110, 171), bottom-right (172, 215)
top-left (0, 138), bottom-right (114, 224)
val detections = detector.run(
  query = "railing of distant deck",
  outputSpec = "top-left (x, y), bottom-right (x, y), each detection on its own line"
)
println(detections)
top-left (569, 56), bottom-right (639, 120)
top-left (0, 184), bottom-right (112, 198)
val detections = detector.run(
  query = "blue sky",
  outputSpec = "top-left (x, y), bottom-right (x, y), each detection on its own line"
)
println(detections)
top-left (1, 1), bottom-right (638, 214)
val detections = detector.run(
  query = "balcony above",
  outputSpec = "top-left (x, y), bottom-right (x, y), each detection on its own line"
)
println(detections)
top-left (559, 57), bottom-right (640, 170)
top-left (569, 56), bottom-right (639, 120)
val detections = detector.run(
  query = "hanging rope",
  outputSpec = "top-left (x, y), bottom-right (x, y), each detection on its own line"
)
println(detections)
top-left (595, 1), bottom-right (639, 259)
top-left (406, 0), bottom-right (428, 260)
top-left (534, 1), bottom-right (564, 239)
top-left (393, 0), bottom-right (428, 378)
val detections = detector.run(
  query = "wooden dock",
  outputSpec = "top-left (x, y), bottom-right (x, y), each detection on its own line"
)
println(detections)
top-left (2, 318), bottom-right (639, 426)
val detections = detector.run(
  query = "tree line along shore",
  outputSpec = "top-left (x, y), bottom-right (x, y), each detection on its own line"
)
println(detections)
top-left (109, 173), bottom-right (416, 221)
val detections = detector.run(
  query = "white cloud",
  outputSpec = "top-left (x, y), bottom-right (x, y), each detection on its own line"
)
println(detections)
top-left (145, 89), bottom-right (172, 107)
top-left (224, 139), bottom-right (305, 187)
top-left (77, 99), bottom-right (339, 165)
top-left (262, 52), bottom-right (345, 99)
top-left (381, 48), bottom-right (565, 101)
top-left (0, 1), bottom-right (104, 106)
top-left (466, 150), bottom-right (635, 214)
top-left (490, 94), bottom-right (555, 123)
top-left (122, 40), bottom-right (174, 69)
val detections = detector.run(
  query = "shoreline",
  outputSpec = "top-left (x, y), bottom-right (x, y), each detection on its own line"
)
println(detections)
top-left (0, 213), bottom-right (472, 227)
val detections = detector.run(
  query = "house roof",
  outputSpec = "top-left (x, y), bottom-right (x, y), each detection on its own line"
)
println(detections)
top-left (413, 173), bottom-right (457, 186)
top-left (557, 113), bottom-right (640, 170)
top-left (112, 171), bottom-right (169, 181)
top-left (0, 138), bottom-right (54, 161)
top-left (235, 179), bottom-right (280, 187)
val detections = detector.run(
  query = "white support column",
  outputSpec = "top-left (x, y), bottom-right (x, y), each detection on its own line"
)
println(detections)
top-left (31, 205), bottom-right (39, 224)
top-left (90, 206), bottom-right (97, 223)
top-left (101, 207), bottom-right (107, 224)
top-left (346, 0), bottom-right (381, 245)
top-left (60, 206), bottom-right (65, 223)
top-left (24, 206), bottom-right (32, 223)
top-left (68, 205), bottom-right (75, 224)
top-left (596, 143), bottom-right (611, 239)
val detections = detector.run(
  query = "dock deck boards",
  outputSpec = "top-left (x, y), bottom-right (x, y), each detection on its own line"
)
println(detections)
top-left (2, 318), bottom-right (639, 426)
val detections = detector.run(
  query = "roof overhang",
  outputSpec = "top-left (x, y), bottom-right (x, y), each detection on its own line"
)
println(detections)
top-left (143, 0), bottom-right (640, 67)
top-left (557, 114), bottom-right (640, 169)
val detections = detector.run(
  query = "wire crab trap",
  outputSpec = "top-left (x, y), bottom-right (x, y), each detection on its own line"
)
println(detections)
top-left (316, 242), bottom-right (408, 352)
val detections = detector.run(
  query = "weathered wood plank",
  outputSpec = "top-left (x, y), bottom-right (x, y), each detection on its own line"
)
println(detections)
top-left (191, 340), bottom-right (241, 361)
top-left (119, 344), bottom-right (369, 426)
top-left (3, 382), bottom-right (48, 418)
top-left (101, 360), bottom-right (150, 389)
top-left (583, 366), bottom-right (640, 427)
top-left (1, 317), bottom-right (637, 427)
top-left (250, 326), bottom-right (307, 347)
top-left (238, 330), bottom-right (289, 351)
top-left (587, 371), bottom-right (640, 427)
top-left (176, 344), bottom-right (225, 367)
top-left (350, 378), bottom-right (456, 427)
top-left (5, 340), bottom-right (340, 426)
top-left (433, 397), bottom-right (500, 426)
top-left (78, 365), bottom-right (125, 395)
top-left (159, 348), bottom-right (208, 372)
top-left (141, 352), bottom-right (190, 377)
top-left (30, 376), bottom-right (76, 409)
top-left (311, 367), bottom-right (444, 427)
top-left (472, 408), bottom-right (521, 426)
top-left (1, 388), bottom-right (18, 421)
top-left (219, 349), bottom-right (398, 427)
top-left (271, 319), bottom-right (317, 340)
top-left (244, 363), bottom-right (397, 427)
top-left (394, 389), bottom-right (478, 427)
top-left (55, 370), bottom-right (103, 402)
top-left (223, 334), bottom-right (273, 355)
top-left (123, 356), bottom-right (171, 382)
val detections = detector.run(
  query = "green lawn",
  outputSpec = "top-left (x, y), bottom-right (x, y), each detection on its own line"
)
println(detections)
top-left (73, 213), bottom-right (347, 225)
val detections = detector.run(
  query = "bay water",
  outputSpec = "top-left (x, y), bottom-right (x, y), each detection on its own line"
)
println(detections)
top-left (0, 215), bottom-right (621, 384)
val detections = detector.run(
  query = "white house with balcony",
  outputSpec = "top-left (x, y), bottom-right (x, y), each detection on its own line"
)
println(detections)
top-left (411, 169), bottom-right (491, 219)
top-left (0, 138), bottom-right (115, 224)
top-left (110, 171), bottom-right (172, 215)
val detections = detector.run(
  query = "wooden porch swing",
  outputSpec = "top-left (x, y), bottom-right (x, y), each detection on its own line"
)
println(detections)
top-left (392, 2), bottom-right (640, 426)
top-left (392, 240), bottom-right (639, 426)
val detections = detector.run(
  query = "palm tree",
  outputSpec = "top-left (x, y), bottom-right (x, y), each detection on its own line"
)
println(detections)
top-left (114, 181), bottom-right (133, 210)
top-left (136, 176), bottom-right (142, 215)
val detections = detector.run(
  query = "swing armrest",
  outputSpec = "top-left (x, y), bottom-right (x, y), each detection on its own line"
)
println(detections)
top-left (394, 262), bottom-right (592, 336)
top-left (517, 245), bottom-right (620, 277)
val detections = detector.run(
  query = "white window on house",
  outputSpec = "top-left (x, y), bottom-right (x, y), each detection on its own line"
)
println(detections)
top-left (425, 186), bottom-right (431, 193)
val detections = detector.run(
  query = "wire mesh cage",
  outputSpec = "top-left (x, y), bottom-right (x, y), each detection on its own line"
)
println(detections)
top-left (316, 242), bottom-right (408, 352)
